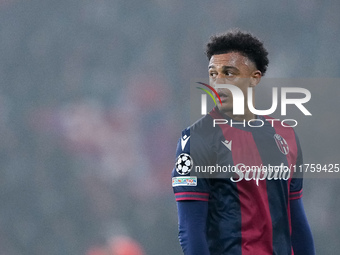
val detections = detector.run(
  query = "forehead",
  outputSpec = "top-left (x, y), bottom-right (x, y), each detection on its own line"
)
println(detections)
top-left (208, 52), bottom-right (254, 70)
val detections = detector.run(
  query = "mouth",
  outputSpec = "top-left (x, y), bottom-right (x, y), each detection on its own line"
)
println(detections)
top-left (218, 92), bottom-right (228, 102)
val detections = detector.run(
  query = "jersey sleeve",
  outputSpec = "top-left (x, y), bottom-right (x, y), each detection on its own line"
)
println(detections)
top-left (289, 132), bottom-right (303, 200)
top-left (171, 127), bottom-right (211, 201)
top-left (290, 198), bottom-right (316, 255)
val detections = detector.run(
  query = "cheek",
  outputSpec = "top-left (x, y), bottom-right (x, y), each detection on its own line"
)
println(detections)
top-left (235, 78), bottom-right (251, 87)
top-left (209, 77), bottom-right (217, 86)
top-left (233, 81), bottom-right (250, 96)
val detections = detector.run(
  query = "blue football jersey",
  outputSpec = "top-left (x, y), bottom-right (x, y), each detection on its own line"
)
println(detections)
top-left (172, 107), bottom-right (303, 255)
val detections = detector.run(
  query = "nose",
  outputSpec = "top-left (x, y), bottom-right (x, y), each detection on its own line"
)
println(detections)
top-left (214, 77), bottom-right (228, 84)
top-left (217, 73), bottom-right (227, 79)
top-left (211, 78), bottom-right (228, 92)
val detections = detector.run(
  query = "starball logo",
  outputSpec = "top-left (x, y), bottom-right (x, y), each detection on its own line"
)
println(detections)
top-left (196, 82), bottom-right (311, 127)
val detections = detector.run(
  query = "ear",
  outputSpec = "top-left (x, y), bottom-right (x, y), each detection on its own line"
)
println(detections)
top-left (250, 70), bottom-right (262, 87)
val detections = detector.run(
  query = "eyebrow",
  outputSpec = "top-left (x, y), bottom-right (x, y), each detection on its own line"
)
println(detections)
top-left (208, 65), bottom-right (239, 71)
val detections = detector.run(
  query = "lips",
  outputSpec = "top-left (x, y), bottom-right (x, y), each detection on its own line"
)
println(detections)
top-left (218, 92), bottom-right (228, 102)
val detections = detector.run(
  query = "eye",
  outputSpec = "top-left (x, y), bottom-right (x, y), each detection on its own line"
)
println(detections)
top-left (209, 72), bottom-right (217, 78)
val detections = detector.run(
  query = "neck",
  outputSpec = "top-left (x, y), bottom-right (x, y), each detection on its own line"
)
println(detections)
top-left (221, 108), bottom-right (256, 122)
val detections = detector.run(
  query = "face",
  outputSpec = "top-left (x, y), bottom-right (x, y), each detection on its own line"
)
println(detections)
top-left (208, 52), bottom-right (261, 116)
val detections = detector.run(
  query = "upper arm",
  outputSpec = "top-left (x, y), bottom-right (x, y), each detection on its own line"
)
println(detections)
top-left (172, 128), bottom-right (211, 254)
top-left (172, 128), bottom-right (210, 201)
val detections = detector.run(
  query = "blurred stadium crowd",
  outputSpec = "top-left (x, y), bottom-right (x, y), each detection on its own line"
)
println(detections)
top-left (0, 0), bottom-right (339, 254)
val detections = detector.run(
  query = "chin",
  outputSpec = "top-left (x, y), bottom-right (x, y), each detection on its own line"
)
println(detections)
top-left (217, 104), bottom-right (232, 115)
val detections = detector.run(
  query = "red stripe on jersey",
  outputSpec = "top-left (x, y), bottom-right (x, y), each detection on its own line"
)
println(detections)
top-left (290, 189), bottom-right (303, 195)
top-left (175, 192), bottom-right (210, 202)
top-left (289, 190), bottom-right (303, 200)
top-left (175, 192), bottom-right (209, 197)
top-left (290, 194), bottom-right (303, 200)
top-left (268, 116), bottom-right (298, 255)
top-left (265, 116), bottom-right (298, 176)
top-left (210, 110), bottom-right (273, 255)
top-left (232, 131), bottom-right (273, 255)
top-left (176, 197), bottom-right (209, 202)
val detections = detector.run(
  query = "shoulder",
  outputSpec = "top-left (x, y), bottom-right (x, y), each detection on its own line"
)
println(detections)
top-left (181, 113), bottom-right (221, 148)
top-left (191, 113), bottom-right (215, 133)
top-left (175, 113), bottom-right (219, 161)
top-left (263, 115), bottom-right (297, 136)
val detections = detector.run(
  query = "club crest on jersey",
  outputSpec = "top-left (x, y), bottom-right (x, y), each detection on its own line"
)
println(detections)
top-left (274, 134), bottom-right (289, 155)
top-left (175, 153), bottom-right (193, 175)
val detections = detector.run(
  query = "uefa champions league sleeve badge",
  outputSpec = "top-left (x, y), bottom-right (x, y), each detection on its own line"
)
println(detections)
top-left (175, 153), bottom-right (193, 175)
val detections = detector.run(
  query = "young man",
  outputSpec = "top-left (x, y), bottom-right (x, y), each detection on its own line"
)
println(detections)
top-left (171, 30), bottom-right (315, 255)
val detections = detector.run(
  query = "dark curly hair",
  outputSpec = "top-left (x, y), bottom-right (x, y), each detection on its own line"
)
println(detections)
top-left (205, 29), bottom-right (269, 75)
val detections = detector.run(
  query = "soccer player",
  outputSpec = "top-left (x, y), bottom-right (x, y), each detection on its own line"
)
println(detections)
top-left (171, 30), bottom-right (315, 255)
